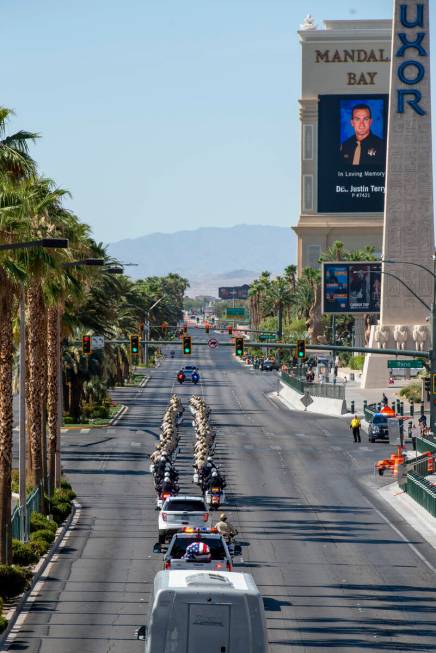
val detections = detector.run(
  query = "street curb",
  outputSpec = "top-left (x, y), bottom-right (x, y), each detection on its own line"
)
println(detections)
top-left (0, 500), bottom-right (79, 648)
top-left (111, 404), bottom-right (128, 426)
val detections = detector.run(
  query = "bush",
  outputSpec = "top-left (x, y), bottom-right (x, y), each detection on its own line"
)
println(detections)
top-left (400, 381), bottom-right (422, 403)
top-left (30, 528), bottom-right (56, 547)
top-left (30, 512), bottom-right (57, 534)
top-left (0, 565), bottom-right (32, 599)
top-left (0, 611), bottom-right (7, 633)
top-left (50, 499), bottom-right (72, 525)
top-left (30, 539), bottom-right (49, 556)
top-left (350, 355), bottom-right (365, 370)
top-left (63, 416), bottom-right (74, 424)
top-left (12, 540), bottom-right (41, 566)
top-left (91, 405), bottom-right (109, 419)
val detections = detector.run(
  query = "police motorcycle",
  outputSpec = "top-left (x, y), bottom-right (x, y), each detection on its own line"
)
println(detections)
top-left (204, 470), bottom-right (226, 510)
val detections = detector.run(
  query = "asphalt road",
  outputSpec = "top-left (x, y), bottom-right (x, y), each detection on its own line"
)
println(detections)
top-left (5, 331), bottom-right (436, 652)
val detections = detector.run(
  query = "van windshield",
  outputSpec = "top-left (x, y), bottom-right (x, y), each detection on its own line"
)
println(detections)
top-left (163, 499), bottom-right (206, 512)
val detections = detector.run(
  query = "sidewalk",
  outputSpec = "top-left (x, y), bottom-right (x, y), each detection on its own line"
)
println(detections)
top-left (378, 481), bottom-right (436, 552)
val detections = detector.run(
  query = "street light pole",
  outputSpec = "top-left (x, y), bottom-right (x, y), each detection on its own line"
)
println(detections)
top-left (18, 283), bottom-right (27, 541)
top-left (145, 297), bottom-right (164, 367)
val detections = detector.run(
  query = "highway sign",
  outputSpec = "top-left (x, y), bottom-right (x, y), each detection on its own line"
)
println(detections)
top-left (225, 308), bottom-right (246, 318)
top-left (259, 333), bottom-right (277, 341)
top-left (208, 338), bottom-right (219, 349)
top-left (387, 360), bottom-right (423, 369)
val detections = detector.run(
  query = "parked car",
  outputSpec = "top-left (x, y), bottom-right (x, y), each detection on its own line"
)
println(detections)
top-left (261, 359), bottom-right (274, 371)
top-left (368, 413), bottom-right (390, 442)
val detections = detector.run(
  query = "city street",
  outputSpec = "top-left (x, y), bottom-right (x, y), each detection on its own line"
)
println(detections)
top-left (5, 332), bottom-right (436, 652)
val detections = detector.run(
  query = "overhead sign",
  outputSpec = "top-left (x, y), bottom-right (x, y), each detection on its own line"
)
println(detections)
top-left (208, 338), bottom-right (219, 349)
top-left (225, 308), bottom-right (246, 318)
top-left (317, 94), bottom-right (388, 213)
top-left (322, 262), bottom-right (381, 314)
top-left (219, 285), bottom-right (250, 300)
top-left (259, 333), bottom-right (277, 341)
top-left (387, 360), bottom-right (424, 369)
top-left (91, 336), bottom-right (105, 350)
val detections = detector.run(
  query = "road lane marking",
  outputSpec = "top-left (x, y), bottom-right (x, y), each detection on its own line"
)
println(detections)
top-left (372, 505), bottom-right (436, 574)
top-left (80, 428), bottom-right (90, 434)
top-left (131, 442), bottom-right (141, 447)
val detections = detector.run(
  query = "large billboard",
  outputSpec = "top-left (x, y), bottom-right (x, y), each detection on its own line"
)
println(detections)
top-left (218, 285), bottom-right (250, 300)
top-left (318, 94), bottom-right (388, 213)
top-left (322, 262), bottom-right (381, 314)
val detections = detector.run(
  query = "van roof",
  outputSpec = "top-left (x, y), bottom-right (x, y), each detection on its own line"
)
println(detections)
top-left (155, 570), bottom-right (258, 593)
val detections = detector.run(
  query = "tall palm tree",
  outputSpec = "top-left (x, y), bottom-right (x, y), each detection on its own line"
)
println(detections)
top-left (0, 110), bottom-right (38, 563)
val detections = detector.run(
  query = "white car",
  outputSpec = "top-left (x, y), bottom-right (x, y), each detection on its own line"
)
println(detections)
top-left (158, 496), bottom-right (209, 544)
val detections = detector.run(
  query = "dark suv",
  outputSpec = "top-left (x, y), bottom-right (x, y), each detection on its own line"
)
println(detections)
top-left (368, 414), bottom-right (389, 443)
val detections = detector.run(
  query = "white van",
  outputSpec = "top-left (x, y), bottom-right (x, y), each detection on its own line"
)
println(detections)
top-left (137, 569), bottom-right (269, 653)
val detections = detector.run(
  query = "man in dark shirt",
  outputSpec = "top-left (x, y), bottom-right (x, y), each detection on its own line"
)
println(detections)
top-left (340, 104), bottom-right (385, 165)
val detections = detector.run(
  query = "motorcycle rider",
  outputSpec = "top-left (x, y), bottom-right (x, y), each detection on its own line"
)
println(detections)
top-left (205, 469), bottom-right (226, 492)
top-left (214, 513), bottom-right (238, 542)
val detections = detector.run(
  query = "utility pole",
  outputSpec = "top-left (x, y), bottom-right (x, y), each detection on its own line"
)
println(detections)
top-left (145, 297), bottom-right (164, 367)
top-left (18, 283), bottom-right (27, 541)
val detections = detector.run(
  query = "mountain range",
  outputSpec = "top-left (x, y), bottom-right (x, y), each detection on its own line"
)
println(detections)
top-left (108, 224), bottom-right (296, 297)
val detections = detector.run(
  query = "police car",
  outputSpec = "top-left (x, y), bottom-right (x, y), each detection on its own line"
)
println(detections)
top-left (176, 366), bottom-right (200, 384)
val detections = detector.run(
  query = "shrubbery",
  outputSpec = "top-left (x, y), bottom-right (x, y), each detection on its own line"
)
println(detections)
top-left (12, 540), bottom-right (41, 566)
top-left (350, 355), bottom-right (365, 370)
top-left (400, 381), bottom-right (422, 403)
top-left (0, 597), bottom-right (6, 633)
top-left (0, 565), bottom-right (32, 600)
top-left (30, 512), bottom-right (57, 535)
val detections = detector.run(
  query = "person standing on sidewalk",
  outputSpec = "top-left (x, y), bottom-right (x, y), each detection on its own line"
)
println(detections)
top-left (350, 415), bottom-right (361, 443)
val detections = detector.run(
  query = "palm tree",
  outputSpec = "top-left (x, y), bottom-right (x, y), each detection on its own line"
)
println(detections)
top-left (0, 111), bottom-right (38, 563)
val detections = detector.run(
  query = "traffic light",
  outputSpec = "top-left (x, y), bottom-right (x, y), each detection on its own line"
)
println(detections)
top-left (205, 324), bottom-right (210, 334)
top-left (130, 335), bottom-right (140, 354)
top-left (82, 335), bottom-right (92, 354)
top-left (228, 326), bottom-right (233, 336)
top-left (296, 339), bottom-right (306, 360)
top-left (183, 324), bottom-right (188, 333)
top-left (235, 337), bottom-right (244, 357)
top-left (183, 335), bottom-right (192, 355)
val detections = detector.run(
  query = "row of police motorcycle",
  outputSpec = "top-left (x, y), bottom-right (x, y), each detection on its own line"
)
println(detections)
top-left (148, 393), bottom-right (227, 511)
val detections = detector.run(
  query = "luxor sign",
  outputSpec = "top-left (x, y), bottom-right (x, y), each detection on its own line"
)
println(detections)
top-left (396, 3), bottom-right (428, 116)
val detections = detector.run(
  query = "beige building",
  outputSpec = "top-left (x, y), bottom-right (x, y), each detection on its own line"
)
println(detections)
top-left (293, 18), bottom-right (392, 271)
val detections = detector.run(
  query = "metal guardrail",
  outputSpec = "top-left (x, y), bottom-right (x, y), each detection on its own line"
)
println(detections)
top-left (308, 382), bottom-right (345, 400)
top-left (11, 485), bottom-right (41, 541)
top-left (280, 372), bottom-right (305, 394)
top-left (364, 403), bottom-right (377, 422)
top-left (280, 372), bottom-right (345, 400)
top-left (406, 471), bottom-right (436, 517)
top-left (416, 434), bottom-right (436, 454)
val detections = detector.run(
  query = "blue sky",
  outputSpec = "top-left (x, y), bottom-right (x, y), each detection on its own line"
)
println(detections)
top-left (1, 1), bottom-right (434, 243)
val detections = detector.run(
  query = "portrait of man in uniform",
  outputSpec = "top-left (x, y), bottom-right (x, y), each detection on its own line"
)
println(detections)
top-left (340, 103), bottom-right (386, 166)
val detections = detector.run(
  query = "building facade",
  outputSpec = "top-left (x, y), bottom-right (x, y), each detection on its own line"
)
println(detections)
top-left (293, 19), bottom-right (392, 271)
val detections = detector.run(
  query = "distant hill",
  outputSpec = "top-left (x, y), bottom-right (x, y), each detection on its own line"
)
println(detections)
top-left (108, 224), bottom-right (296, 296)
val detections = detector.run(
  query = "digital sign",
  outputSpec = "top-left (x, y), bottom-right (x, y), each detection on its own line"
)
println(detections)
top-left (218, 285), bottom-right (250, 300)
top-left (318, 94), bottom-right (388, 213)
top-left (322, 262), bottom-right (381, 314)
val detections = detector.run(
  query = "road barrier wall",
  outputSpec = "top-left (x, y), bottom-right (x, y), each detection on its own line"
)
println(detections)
top-left (406, 471), bottom-right (436, 517)
top-left (280, 372), bottom-right (345, 400)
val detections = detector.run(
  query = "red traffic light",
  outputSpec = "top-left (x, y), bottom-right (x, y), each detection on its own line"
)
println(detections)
top-left (82, 335), bottom-right (92, 354)
top-left (228, 326), bottom-right (233, 335)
